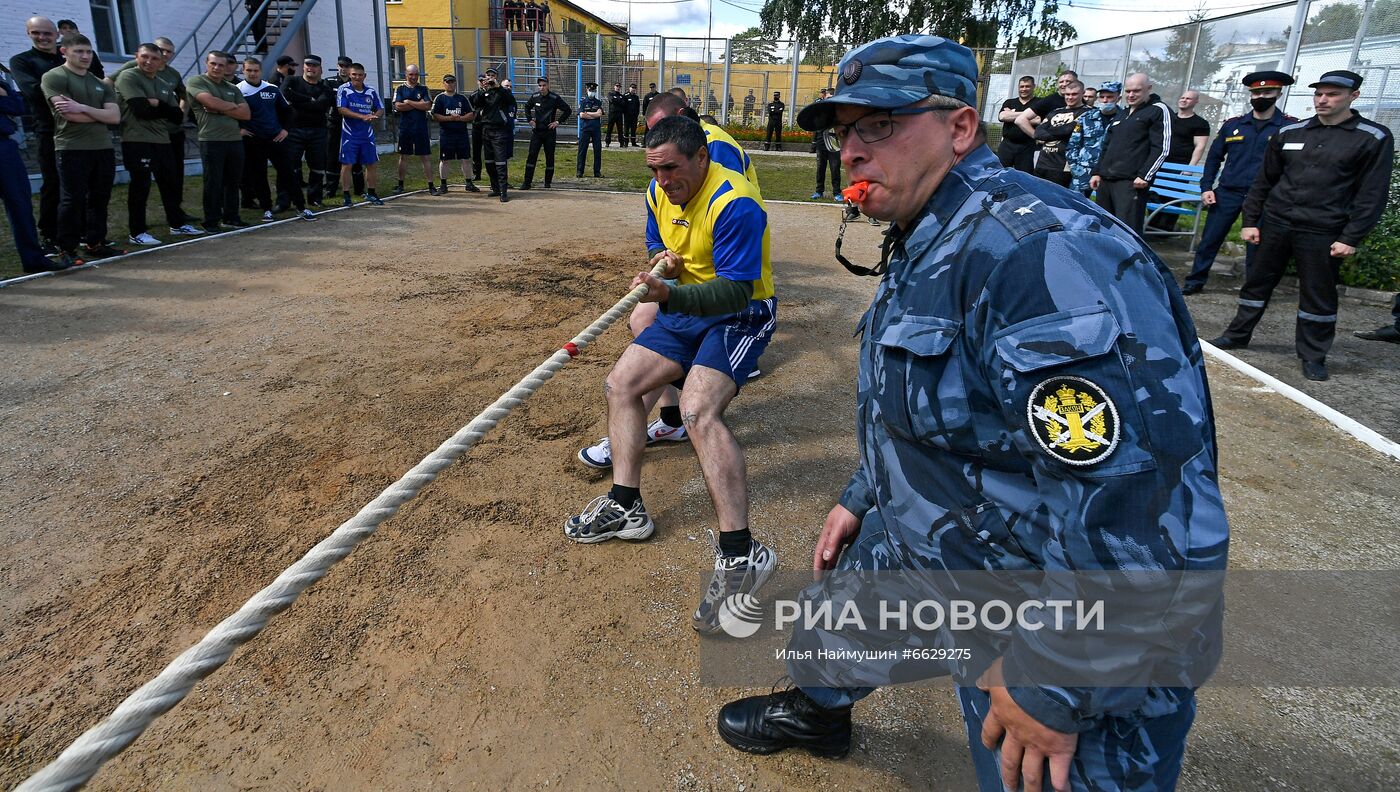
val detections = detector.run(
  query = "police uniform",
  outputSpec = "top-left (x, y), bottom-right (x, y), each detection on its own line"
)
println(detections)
top-left (1183, 71), bottom-right (1297, 293)
top-left (605, 85), bottom-right (626, 147)
top-left (1214, 69), bottom-right (1395, 378)
top-left (641, 86), bottom-right (660, 131)
top-left (717, 36), bottom-right (1229, 791)
top-left (622, 88), bottom-right (641, 146)
top-left (475, 80), bottom-right (517, 201)
top-left (468, 73), bottom-right (493, 180)
top-left (1065, 82), bottom-right (1121, 195)
top-left (576, 84), bottom-right (603, 177)
top-left (521, 86), bottom-right (570, 188)
top-left (763, 93), bottom-right (784, 150)
top-left (743, 92), bottom-right (755, 125)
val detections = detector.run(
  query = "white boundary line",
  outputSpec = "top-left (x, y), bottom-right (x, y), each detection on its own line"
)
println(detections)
top-left (1201, 340), bottom-right (1400, 462)
top-left (549, 185), bottom-right (847, 209)
top-left (0, 188), bottom-right (430, 291)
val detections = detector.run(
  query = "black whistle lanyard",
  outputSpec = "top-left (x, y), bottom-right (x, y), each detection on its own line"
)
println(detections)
top-left (834, 202), bottom-right (896, 277)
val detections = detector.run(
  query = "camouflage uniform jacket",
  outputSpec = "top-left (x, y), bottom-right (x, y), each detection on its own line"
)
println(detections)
top-left (836, 144), bottom-right (1230, 733)
top-left (1066, 105), bottom-right (1118, 193)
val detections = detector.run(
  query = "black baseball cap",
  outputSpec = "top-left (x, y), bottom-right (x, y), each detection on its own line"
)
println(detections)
top-left (336, 56), bottom-right (353, 66)
top-left (443, 74), bottom-right (457, 82)
top-left (303, 55), bottom-right (322, 65)
top-left (276, 55), bottom-right (296, 66)
top-left (1310, 69), bottom-right (1363, 90)
top-left (537, 76), bottom-right (548, 83)
top-left (586, 81), bottom-right (598, 90)
top-left (485, 67), bottom-right (498, 76)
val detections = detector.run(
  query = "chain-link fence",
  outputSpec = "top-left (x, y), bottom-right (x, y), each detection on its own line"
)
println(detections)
top-left (988, 0), bottom-right (1400, 132)
top-left (384, 28), bottom-right (1002, 139)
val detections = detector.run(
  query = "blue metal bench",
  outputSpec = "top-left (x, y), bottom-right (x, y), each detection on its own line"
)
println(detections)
top-left (1146, 162), bottom-right (1205, 250)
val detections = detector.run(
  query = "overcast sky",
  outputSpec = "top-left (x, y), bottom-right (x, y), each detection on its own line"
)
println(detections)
top-left (574, 0), bottom-right (1294, 51)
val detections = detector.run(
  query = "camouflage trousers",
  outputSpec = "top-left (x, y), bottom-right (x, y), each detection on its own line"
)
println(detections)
top-left (795, 508), bottom-right (1196, 791)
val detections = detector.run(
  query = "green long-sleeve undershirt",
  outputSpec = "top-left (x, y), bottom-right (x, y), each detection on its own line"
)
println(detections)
top-left (661, 276), bottom-right (755, 316)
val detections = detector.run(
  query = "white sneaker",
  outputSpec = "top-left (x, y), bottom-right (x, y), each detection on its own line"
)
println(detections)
top-left (577, 420), bottom-right (689, 469)
top-left (261, 210), bottom-right (275, 222)
top-left (168, 224), bottom-right (203, 236)
top-left (564, 495), bottom-right (654, 543)
top-left (694, 534), bottom-right (777, 634)
top-left (300, 209), bottom-right (317, 220)
top-left (646, 418), bottom-right (688, 445)
top-left (128, 232), bottom-right (161, 246)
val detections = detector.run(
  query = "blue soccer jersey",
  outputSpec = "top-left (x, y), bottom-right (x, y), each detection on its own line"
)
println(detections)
top-left (337, 83), bottom-right (382, 141)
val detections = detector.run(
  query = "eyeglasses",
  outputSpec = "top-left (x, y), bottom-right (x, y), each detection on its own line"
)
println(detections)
top-left (823, 105), bottom-right (947, 151)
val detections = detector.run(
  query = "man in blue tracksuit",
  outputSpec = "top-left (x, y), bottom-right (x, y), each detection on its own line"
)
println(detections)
top-left (237, 56), bottom-right (294, 219)
top-left (1182, 71), bottom-right (1296, 295)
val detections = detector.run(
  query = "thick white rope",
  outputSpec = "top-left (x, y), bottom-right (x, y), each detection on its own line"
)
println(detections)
top-left (15, 262), bottom-right (667, 792)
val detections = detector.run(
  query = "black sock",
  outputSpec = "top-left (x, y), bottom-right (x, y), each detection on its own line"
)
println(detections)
top-left (368, 188), bottom-right (378, 197)
top-left (395, 181), bottom-right (403, 189)
top-left (440, 179), bottom-right (447, 188)
top-left (719, 528), bottom-right (752, 557)
top-left (610, 484), bottom-right (640, 509)
top-left (342, 190), bottom-right (351, 201)
top-left (659, 406), bottom-right (683, 428)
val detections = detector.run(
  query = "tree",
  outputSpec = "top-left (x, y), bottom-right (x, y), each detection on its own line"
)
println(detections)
top-left (800, 36), bottom-right (845, 70)
top-left (1131, 10), bottom-right (1221, 95)
top-left (730, 26), bottom-right (779, 64)
top-left (757, 0), bottom-right (1075, 53)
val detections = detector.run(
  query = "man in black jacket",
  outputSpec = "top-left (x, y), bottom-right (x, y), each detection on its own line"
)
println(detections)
top-left (1089, 72), bottom-right (1172, 234)
top-left (605, 82), bottom-right (626, 147)
top-left (476, 73), bottom-right (517, 201)
top-left (280, 55), bottom-right (335, 207)
top-left (520, 76), bottom-right (570, 189)
top-left (622, 84), bottom-right (641, 146)
top-left (10, 16), bottom-right (64, 253)
top-left (1211, 70), bottom-right (1395, 381)
top-left (763, 91), bottom-right (784, 150)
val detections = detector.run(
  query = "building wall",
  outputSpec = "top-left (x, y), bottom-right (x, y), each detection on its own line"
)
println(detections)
top-left (3, 0), bottom-right (388, 93)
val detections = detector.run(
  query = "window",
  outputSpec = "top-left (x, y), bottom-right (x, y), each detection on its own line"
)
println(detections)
top-left (89, 0), bottom-right (142, 57)
top-left (390, 45), bottom-right (406, 79)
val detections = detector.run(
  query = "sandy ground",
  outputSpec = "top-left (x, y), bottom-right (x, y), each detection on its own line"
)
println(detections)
top-left (1, 191), bottom-right (1397, 791)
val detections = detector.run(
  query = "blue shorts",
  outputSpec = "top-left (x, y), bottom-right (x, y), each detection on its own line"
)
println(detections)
top-left (340, 136), bottom-right (379, 165)
top-left (634, 297), bottom-right (776, 388)
top-left (398, 128), bottom-right (430, 155)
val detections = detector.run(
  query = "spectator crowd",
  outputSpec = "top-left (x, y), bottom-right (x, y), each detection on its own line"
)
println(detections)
top-left (991, 67), bottom-right (1395, 380)
top-left (2, 15), bottom-right (540, 275)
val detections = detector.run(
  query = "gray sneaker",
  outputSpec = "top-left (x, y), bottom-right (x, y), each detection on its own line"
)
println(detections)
top-left (564, 495), bottom-right (654, 543)
top-left (694, 535), bottom-right (777, 634)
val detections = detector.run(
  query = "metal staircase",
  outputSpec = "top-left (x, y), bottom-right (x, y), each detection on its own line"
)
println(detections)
top-left (173, 0), bottom-right (319, 78)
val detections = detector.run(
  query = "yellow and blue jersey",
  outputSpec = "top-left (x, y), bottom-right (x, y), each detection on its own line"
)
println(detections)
top-left (645, 160), bottom-right (774, 302)
top-left (700, 119), bottom-right (760, 190)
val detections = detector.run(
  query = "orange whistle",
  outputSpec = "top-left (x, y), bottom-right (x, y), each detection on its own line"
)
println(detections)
top-left (842, 181), bottom-right (870, 204)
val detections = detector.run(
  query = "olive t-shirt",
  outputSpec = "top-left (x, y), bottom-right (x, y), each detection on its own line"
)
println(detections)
top-left (185, 73), bottom-right (245, 141)
top-left (114, 67), bottom-right (180, 144)
top-left (39, 65), bottom-right (114, 150)
top-left (118, 61), bottom-right (188, 133)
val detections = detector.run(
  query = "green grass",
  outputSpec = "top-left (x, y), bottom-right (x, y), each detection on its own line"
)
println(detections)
top-left (0, 143), bottom-right (835, 280)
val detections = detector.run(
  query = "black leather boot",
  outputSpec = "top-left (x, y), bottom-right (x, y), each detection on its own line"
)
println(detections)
top-left (717, 686), bottom-right (852, 758)
top-left (496, 162), bottom-right (510, 202)
top-left (520, 164), bottom-right (534, 189)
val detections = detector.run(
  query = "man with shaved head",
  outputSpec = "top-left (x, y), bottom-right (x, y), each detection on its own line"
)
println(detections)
top-left (392, 64), bottom-right (434, 193)
top-left (1089, 72), bottom-right (1172, 234)
top-left (10, 16), bottom-right (65, 253)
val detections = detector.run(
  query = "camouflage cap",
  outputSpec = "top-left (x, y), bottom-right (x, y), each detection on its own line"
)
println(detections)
top-left (1098, 81), bottom-right (1123, 94)
top-left (796, 34), bottom-right (978, 131)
